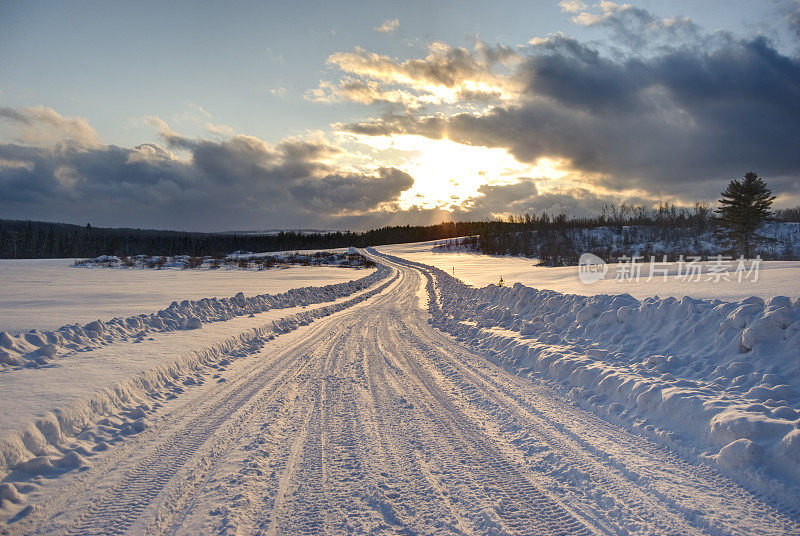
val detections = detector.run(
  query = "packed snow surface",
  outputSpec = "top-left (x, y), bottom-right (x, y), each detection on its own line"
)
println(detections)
top-left (378, 240), bottom-right (800, 301)
top-left (1, 249), bottom-right (799, 535)
top-left (390, 252), bottom-right (800, 487)
top-left (0, 259), bottom-right (373, 333)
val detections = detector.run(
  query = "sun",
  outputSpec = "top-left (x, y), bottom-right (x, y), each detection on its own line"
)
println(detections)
top-left (340, 133), bottom-right (568, 210)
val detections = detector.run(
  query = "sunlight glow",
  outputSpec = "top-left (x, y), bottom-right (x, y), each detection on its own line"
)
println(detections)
top-left (341, 134), bottom-right (568, 210)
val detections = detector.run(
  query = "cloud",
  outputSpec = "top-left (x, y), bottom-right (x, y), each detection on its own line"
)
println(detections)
top-left (452, 177), bottom-right (650, 219)
top-left (0, 106), bottom-right (100, 147)
top-left (567, 1), bottom-right (700, 49)
top-left (0, 111), bottom-right (416, 231)
top-left (374, 18), bottom-right (399, 34)
top-left (558, 0), bottom-right (586, 14)
top-left (291, 167), bottom-right (413, 213)
top-left (337, 23), bottom-right (800, 203)
top-left (788, 3), bottom-right (800, 38)
top-left (205, 123), bottom-right (236, 136)
top-left (307, 78), bottom-right (435, 108)
top-left (0, 108), bottom-right (624, 229)
top-left (327, 44), bottom-right (488, 88)
top-left (313, 42), bottom-right (521, 108)
top-left (5, 3), bottom-right (799, 230)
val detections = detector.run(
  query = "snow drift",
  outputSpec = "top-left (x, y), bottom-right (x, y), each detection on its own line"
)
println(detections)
top-left (0, 264), bottom-right (390, 369)
top-left (0, 265), bottom-right (397, 480)
top-left (377, 250), bottom-right (800, 495)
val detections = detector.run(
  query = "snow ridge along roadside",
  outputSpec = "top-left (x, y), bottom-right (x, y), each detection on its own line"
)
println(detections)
top-left (0, 264), bottom-right (396, 481)
top-left (373, 249), bottom-right (800, 507)
top-left (0, 265), bottom-right (388, 369)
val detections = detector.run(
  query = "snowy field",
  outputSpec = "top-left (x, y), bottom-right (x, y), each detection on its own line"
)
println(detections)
top-left (0, 259), bottom-right (373, 333)
top-left (1, 249), bottom-right (799, 535)
top-left (377, 240), bottom-right (800, 301)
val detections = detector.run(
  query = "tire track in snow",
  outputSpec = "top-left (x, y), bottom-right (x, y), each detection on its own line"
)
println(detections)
top-left (397, 255), bottom-right (800, 536)
top-left (375, 323), bottom-right (596, 536)
top-left (162, 332), bottom-right (331, 536)
top-left (402, 322), bottom-right (709, 535)
top-left (3, 262), bottom-right (399, 536)
top-left (63, 344), bottom-right (313, 536)
top-left (358, 324), bottom-right (476, 534)
top-left (11, 253), bottom-right (800, 536)
top-left (256, 263), bottom-right (594, 535)
top-left (443, 343), bottom-right (800, 536)
top-left (173, 326), bottom-right (349, 536)
top-left (47, 269), bottom-right (402, 536)
top-left (264, 274), bottom-right (413, 534)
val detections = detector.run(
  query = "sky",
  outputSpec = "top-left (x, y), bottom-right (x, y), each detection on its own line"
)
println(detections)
top-left (1, 0), bottom-right (799, 232)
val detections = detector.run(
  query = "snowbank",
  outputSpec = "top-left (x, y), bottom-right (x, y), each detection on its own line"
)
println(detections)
top-left (0, 265), bottom-right (397, 479)
top-left (377, 250), bottom-right (800, 494)
top-left (0, 264), bottom-right (390, 369)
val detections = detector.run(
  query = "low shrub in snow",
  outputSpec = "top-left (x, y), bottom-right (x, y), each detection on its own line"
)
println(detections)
top-left (73, 250), bottom-right (376, 270)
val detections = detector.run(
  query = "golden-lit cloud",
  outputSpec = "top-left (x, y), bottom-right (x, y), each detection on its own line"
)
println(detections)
top-left (334, 18), bottom-right (800, 207)
top-left (307, 79), bottom-right (438, 108)
top-left (312, 42), bottom-right (522, 108)
top-left (0, 105), bottom-right (100, 147)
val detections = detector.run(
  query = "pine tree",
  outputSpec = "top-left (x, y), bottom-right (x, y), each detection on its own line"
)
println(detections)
top-left (714, 172), bottom-right (776, 258)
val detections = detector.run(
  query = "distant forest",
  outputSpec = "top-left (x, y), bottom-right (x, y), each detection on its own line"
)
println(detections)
top-left (463, 204), bottom-right (800, 265)
top-left (0, 219), bottom-right (493, 259)
top-left (3, 204), bottom-right (800, 262)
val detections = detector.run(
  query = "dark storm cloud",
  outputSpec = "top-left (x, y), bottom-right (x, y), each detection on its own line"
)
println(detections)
top-left (0, 116), bottom-right (415, 231)
top-left (520, 35), bottom-right (648, 112)
top-left (340, 32), bottom-right (800, 201)
top-left (291, 168), bottom-right (413, 212)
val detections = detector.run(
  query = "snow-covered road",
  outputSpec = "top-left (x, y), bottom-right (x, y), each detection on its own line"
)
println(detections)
top-left (2, 255), bottom-right (798, 535)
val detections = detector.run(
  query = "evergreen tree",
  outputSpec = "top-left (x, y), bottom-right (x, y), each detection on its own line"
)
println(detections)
top-left (714, 172), bottom-right (776, 257)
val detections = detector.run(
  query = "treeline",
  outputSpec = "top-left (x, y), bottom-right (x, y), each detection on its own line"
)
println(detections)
top-left (478, 203), bottom-right (713, 261)
top-left (474, 203), bottom-right (800, 265)
top-left (0, 219), bottom-right (496, 259)
top-left (4, 202), bottom-right (799, 261)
